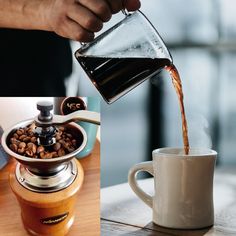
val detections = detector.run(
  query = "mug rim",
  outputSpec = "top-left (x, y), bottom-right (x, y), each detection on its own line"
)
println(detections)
top-left (152, 147), bottom-right (217, 158)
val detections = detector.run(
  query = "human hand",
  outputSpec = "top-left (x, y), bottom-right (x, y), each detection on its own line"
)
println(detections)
top-left (41, 0), bottom-right (141, 42)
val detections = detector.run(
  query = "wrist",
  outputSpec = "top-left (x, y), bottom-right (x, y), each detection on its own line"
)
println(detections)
top-left (22, 0), bottom-right (52, 31)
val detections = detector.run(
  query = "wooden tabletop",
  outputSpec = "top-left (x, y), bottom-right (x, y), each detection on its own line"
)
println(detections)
top-left (0, 140), bottom-right (100, 236)
top-left (101, 167), bottom-right (236, 236)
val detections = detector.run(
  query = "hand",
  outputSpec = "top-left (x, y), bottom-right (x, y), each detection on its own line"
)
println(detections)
top-left (41, 0), bottom-right (141, 42)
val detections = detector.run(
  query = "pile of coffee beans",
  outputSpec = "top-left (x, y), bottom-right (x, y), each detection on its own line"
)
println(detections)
top-left (8, 124), bottom-right (78, 159)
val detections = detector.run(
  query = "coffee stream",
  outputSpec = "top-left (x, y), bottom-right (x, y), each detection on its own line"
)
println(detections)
top-left (165, 65), bottom-right (190, 155)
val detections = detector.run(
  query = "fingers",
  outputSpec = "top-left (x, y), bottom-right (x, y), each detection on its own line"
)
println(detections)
top-left (43, 0), bottom-right (141, 42)
top-left (59, 17), bottom-right (95, 42)
top-left (77, 0), bottom-right (112, 22)
top-left (105, 0), bottom-right (123, 14)
top-left (68, 3), bottom-right (103, 32)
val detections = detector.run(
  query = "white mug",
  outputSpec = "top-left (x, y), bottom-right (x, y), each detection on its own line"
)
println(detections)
top-left (128, 147), bottom-right (217, 229)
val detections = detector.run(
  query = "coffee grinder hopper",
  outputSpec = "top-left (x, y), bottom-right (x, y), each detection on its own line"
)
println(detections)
top-left (1, 101), bottom-right (100, 175)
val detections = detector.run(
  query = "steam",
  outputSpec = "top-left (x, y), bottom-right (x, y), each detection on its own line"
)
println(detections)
top-left (188, 114), bottom-right (212, 149)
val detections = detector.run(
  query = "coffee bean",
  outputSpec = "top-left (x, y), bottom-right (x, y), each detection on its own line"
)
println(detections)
top-left (72, 139), bottom-right (77, 146)
top-left (23, 137), bottom-right (31, 142)
top-left (40, 152), bottom-right (53, 159)
top-left (19, 135), bottom-right (27, 141)
top-left (18, 142), bottom-right (26, 149)
top-left (18, 148), bottom-right (25, 154)
top-left (51, 152), bottom-right (58, 158)
top-left (37, 146), bottom-right (45, 154)
top-left (53, 142), bottom-right (61, 151)
top-left (55, 134), bottom-right (62, 141)
top-left (27, 143), bottom-right (37, 154)
top-left (67, 146), bottom-right (75, 153)
top-left (16, 129), bottom-right (24, 136)
top-left (10, 143), bottom-right (18, 152)
top-left (39, 152), bottom-right (45, 159)
top-left (59, 126), bottom-right (65, 132)
top-left (13, 133), bottom-right (19, 139)
top-left (30, 137), bottom-right (37, 143)
top-left (25, 150), bottom-right (34, 157)
top-left (58, 148), bottom-right (66, 157)
top-left (66, 133), bottom-right (72, 139)
top-left (10, 138), bottom-right (19, 145)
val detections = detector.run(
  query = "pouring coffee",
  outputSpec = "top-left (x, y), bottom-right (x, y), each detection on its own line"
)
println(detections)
top-left (75, 10), bottom-right (190, 154)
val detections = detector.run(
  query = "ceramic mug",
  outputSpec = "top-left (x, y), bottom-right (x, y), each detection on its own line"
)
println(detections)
top-left (128, 147), bottom-right (217, 229)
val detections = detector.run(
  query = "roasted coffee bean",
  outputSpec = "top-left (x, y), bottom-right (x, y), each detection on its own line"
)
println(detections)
top-left (13, 133), bottom-right (19, 139)
top-left (40, 152), bottom-right (53, 159)
top-left (72, 139), bottom-right (77, 146)
top-left (57, 129), bottom-right (63, 135)
top-left (23, 137), bottom-right (31, 142)
top-left (16, 129), bottom-right (25, 136)
top-left (30, 136), bottom-right (37, 143)
top-left (59, 126), bottom-right (65, 132)
top-left (26, 150), bottom-right (34, 157)
top-left (66, 133), bottom-right (72, 139)
top-left (55, 134), bottom-right (62, 141)
top-left (62, 142), bottom-right (69, 149)
top-left (10, 138), bottom-right (19, 145)
top-left (37, 146), bottom-right (45, 154)
top-left (59, 139), bottom-right (65, 145)
top-left (58, 148), bottom-right (66, 157)
top-left (18, 147), bottom-right (25, 154)
top-left (19, 135), bottom-right (27, 141)
top-left (67, 146), bottom-right (75, 153)
top-left (65, 137), bottom-right (71, 142)
top-left (39, 152), bottom-right (45, 159)
top-left (10, 143), bottom-right (18, 152)
top-left (18, 142), bottom-right (26, 149)
top-left (51, 152), bottom-right (58, 158)
top-left (53, 142), bottom-right (61, 151)
top-left (27, 143), bottom-right (37, 154)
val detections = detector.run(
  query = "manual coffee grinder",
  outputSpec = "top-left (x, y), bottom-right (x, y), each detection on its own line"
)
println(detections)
top-left (1, 101), bottom-right (100, 236)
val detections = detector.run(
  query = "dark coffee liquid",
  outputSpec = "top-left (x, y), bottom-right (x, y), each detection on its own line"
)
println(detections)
top-left (166, 65), bottom-right (190, 155)
top-left (76, 56), bottom-right (171, 103)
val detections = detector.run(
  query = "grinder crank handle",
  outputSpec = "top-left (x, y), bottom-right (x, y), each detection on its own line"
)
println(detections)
top-left (35, 110), bottom-right (100, 127)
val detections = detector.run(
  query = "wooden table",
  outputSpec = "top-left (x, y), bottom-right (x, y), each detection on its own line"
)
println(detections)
top-left (101, 167), bottom-right (236, 235)
top-left (0, 140), bottom-right (100, 236)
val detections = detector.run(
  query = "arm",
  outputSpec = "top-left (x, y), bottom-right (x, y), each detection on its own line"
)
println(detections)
top-left (0, 0), bottom-right (141, 42)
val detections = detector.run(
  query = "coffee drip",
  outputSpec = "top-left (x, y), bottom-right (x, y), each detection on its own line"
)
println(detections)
top-left (165, 65), bottom-right (190, 155)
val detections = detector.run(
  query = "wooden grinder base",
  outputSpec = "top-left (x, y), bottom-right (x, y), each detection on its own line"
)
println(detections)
top-left (9, 160), bottom-right (84, 236)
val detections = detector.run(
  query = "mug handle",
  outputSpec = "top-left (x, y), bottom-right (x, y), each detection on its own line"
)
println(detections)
top-left (128, 161), bottom-right (154, 208)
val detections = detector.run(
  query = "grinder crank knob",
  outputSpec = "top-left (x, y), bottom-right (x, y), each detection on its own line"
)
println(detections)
top-left (37, 101), bottom-right (53, 122)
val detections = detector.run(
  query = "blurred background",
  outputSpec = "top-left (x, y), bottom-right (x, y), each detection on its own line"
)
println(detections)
top-left (68, 0), bottom-right (236, 187)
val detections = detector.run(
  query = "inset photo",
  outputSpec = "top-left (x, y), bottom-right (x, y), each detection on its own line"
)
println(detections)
top-left (0, 97), bottom-right (100, 236)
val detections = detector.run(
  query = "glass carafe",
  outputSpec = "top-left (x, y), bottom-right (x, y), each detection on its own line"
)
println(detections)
top-left (75, 10), bottom-right (172, 104)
